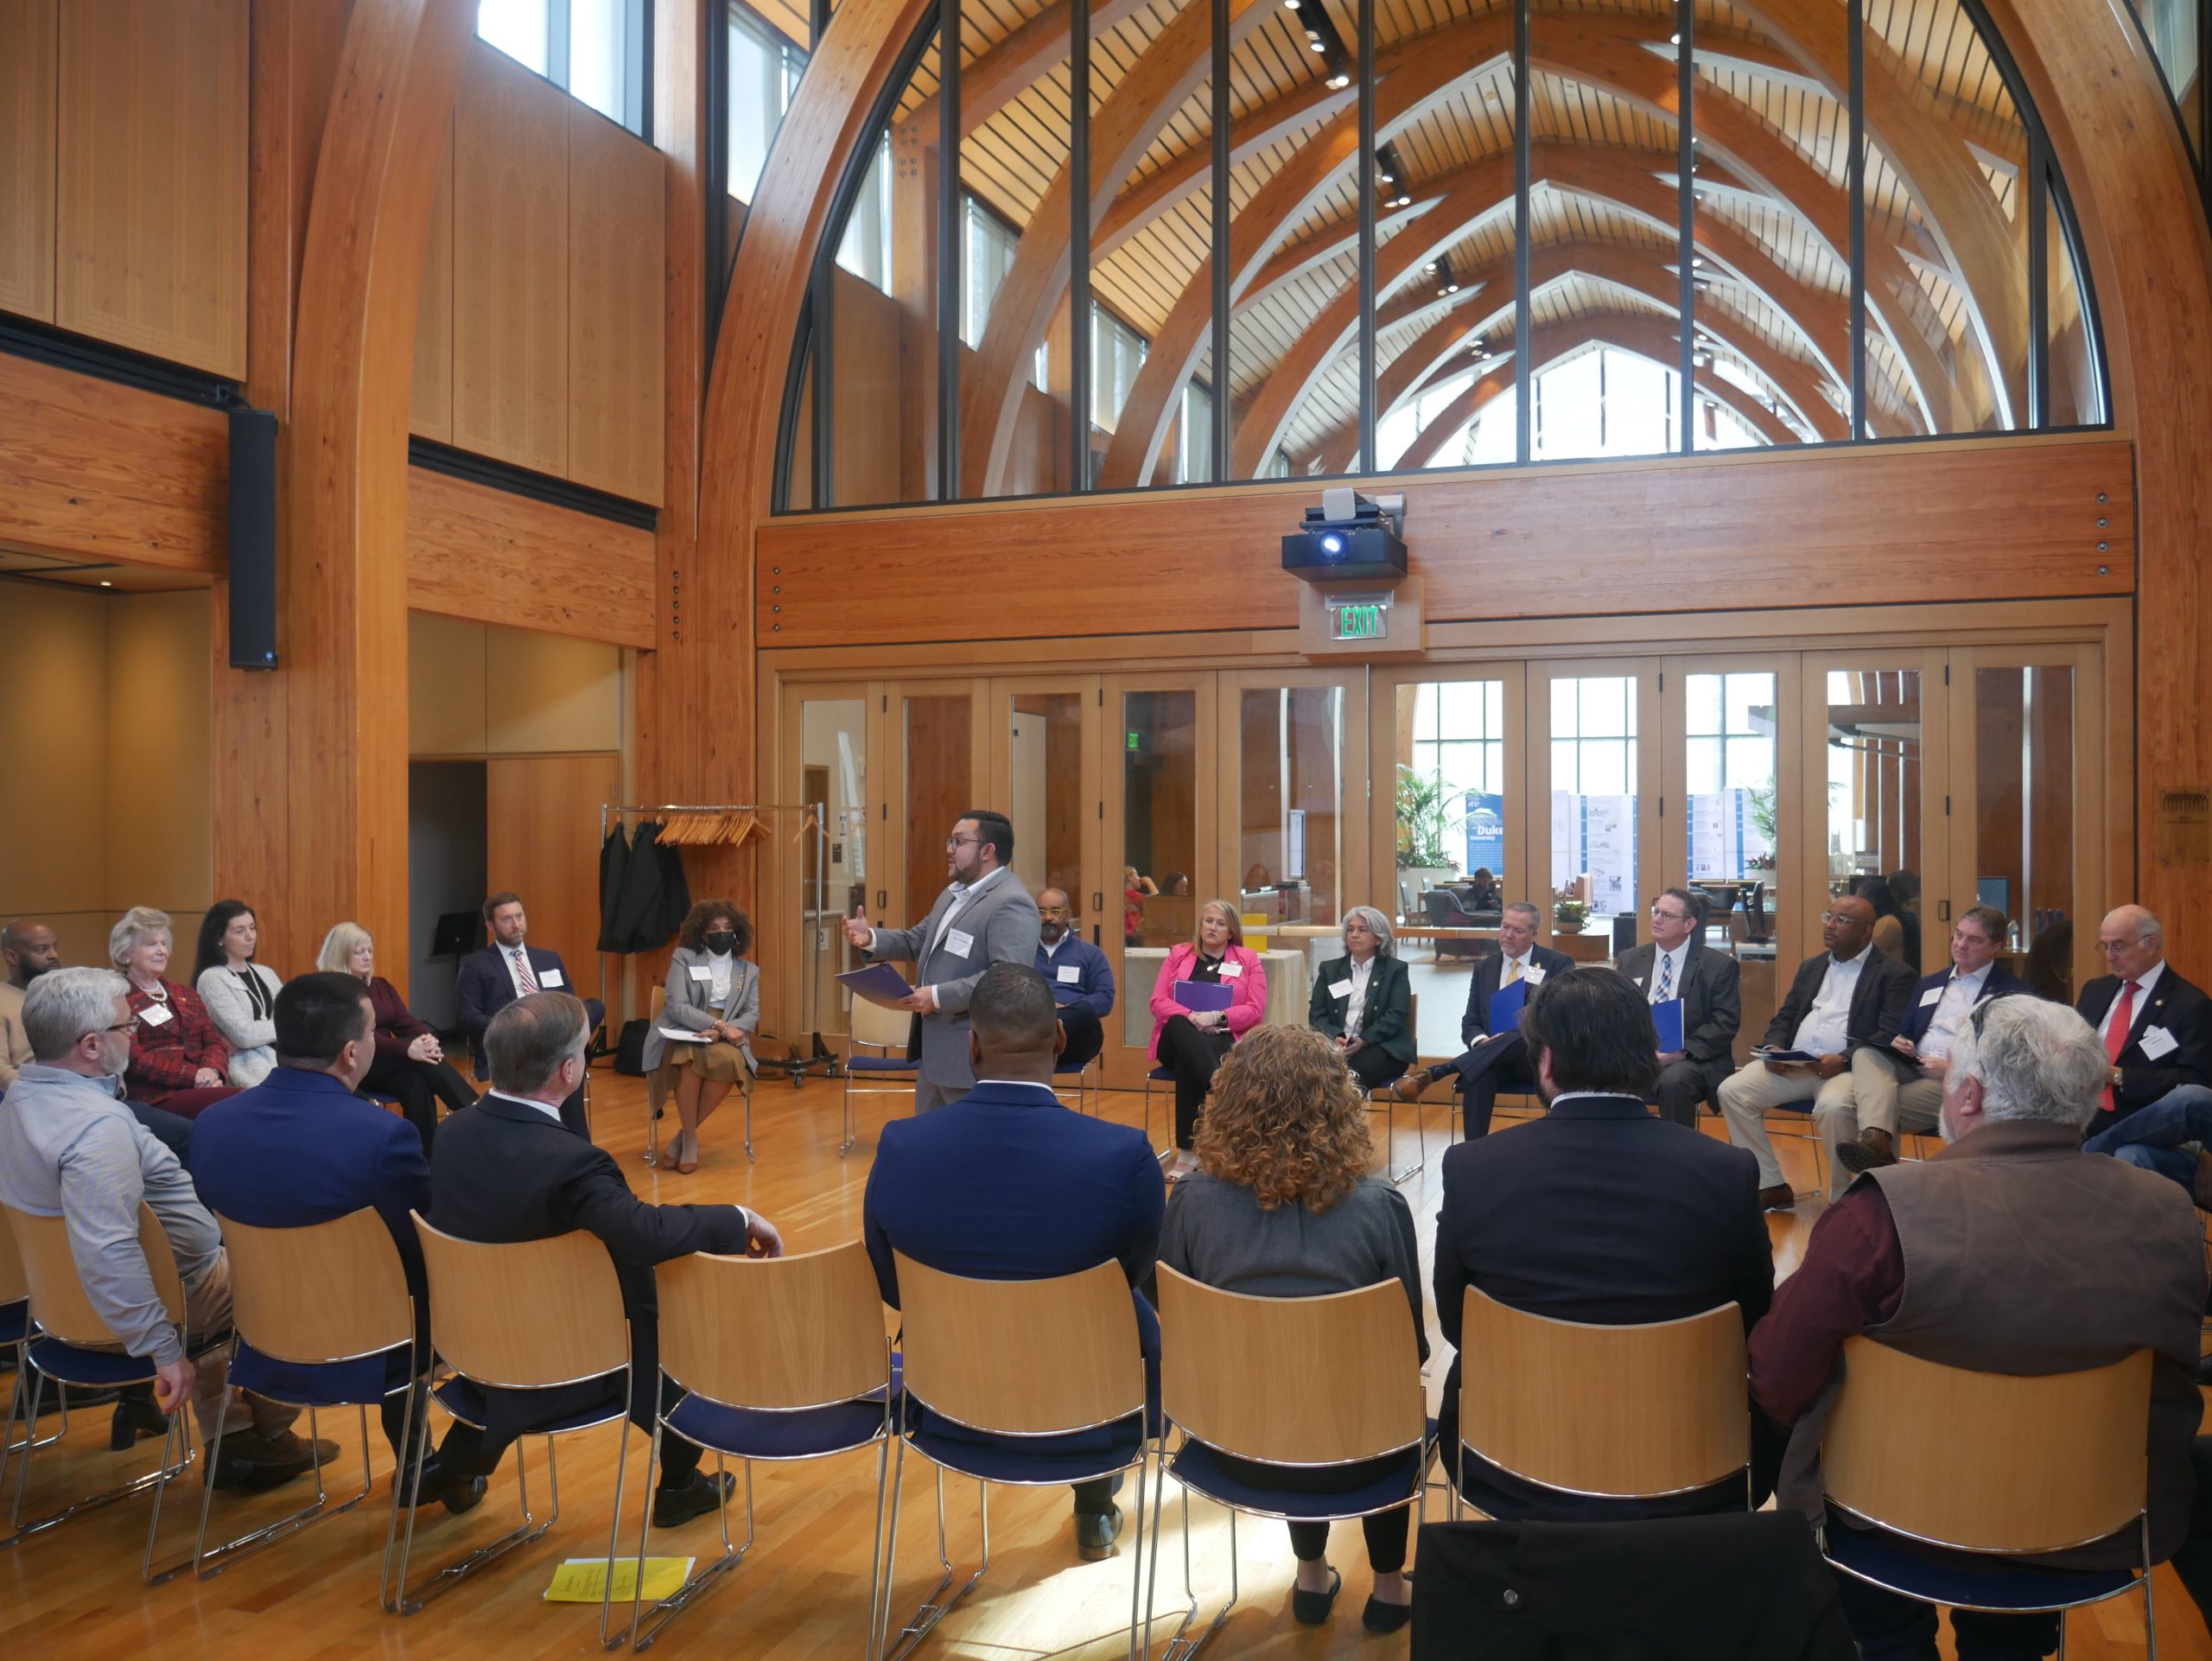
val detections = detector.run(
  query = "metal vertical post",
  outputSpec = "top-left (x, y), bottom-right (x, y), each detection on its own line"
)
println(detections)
top-left (938, 3), bottom-right (962, 495)
top-left (1847, 0), bottom-right (1866, 439)
top-left (1513, 0), bottom-right (1531, 464)
top-left (1211, 0), bottom-right (1230, 482)
top-left (1357, 0), bottom-right (1376, 473)
top-left (1675, 0), bottom-right (1695, 450)
top-left (1070, 0), bottom-right (1093, 489)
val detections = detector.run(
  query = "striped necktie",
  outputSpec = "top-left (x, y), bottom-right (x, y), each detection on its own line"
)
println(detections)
top-left (512, 948), bottom-right (539, 994)
top-left (1655, 951), bottom-right (1675, 1002)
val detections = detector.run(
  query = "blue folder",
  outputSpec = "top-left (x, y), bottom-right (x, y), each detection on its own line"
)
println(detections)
top-left (1173, 979), bottom-right (1235, 1013)
top-left (1650, 997), bottom-right (1684, 1053)
top-left (1488, 976), bottom-right (1528, 1035)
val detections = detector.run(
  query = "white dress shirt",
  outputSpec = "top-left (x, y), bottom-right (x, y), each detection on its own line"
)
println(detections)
top-left (1499, 950), bottom-right (1535, 984)
top-left (1647, 944), bottom-right (1688, 1003)
top-left (1791, 945), bottom-right (1871, 1056)
top-left (1344, 954), bottom-right (1375, 1034)
top-left (499, 945), bottom-right (538, 998)
top-left (1918, 962), bottom-right (1992, 1060)
top-left (2097, 958), bottom-right (2166, 1043)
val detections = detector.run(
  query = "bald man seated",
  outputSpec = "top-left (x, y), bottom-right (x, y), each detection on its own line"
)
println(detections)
top-left (2075, 906), bottom-right (2212, 1198)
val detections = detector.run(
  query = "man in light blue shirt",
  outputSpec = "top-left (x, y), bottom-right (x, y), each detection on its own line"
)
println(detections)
top-left (1033, 888), bottom-right (1116, 1070)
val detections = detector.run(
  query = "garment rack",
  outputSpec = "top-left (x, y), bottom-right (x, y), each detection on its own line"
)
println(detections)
top-left (598, 801), bottom-right (836, 1089)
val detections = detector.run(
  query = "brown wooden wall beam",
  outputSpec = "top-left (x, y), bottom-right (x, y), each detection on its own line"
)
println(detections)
top-left (404, 469), bottom-right (657, 647)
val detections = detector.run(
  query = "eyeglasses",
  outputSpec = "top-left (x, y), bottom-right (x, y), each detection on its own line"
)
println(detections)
top-left (1649, 908), bottom-right (1693, 923)
top-left (100, 1022), bottom-right (134, 1034)
top-left (2096, 937), bottom-right (2150, 956)
top-left (1039, 906), bottom-right (1072, 917)
top-left (944, 835), bottom-right (982, 850)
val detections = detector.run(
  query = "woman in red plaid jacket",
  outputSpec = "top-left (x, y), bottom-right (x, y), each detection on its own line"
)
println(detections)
top-left (111, 907), bottom-right (239, 1119)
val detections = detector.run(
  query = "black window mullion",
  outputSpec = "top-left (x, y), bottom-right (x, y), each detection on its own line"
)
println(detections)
top-left (1071, 0), bottom-right (1093, 490)
top-left (1357, 0), bottom-right (1376, 474)
top-left (938, 4), bottom-right (961, 498)
top-left (2026, 131), bottom-right (2049, 429)
top-left (1847, 0), bottom-right (1866, 439)
top-left (1211, 0), bottom-right (1230, 483)
top-left (1513, 0), bottom-right (1530, 465)
top-left (1675, 0), bottom-right (1694, 451)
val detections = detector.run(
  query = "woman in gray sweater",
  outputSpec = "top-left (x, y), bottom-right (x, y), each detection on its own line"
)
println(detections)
top-left (1159, 1024), bottom-right (1427, 1634)
top-left (192, 900), bottom-right (283, 1087)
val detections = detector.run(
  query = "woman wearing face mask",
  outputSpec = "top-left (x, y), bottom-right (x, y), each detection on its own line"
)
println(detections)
top-left (645, 901), bottom-right (760, 1173)
top-left (318, 921), bottom-right (478, 1154)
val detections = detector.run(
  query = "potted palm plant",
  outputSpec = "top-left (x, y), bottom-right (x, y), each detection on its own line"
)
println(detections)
top-left (1395, 767), bottom-right (1464, 904)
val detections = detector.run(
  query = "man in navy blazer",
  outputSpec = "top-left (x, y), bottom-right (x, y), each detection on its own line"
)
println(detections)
top-left (863, 962), bottom-right (1162, 1562)
top-left (1432, 968), bottom-right (1776, 1520)
top-left (1824, 903), bottom-right (2031, 1179)
top-left (1034, 888), bottom-right (1116, 1070)
top-left (188, 972), bottom-right (485, 1512)
top-left (454, 891), bottom-right (601, 1136)
top-left (1391, 901), bottom-right (1574, 1138)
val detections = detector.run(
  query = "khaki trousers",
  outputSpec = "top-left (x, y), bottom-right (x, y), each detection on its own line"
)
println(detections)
top-left (180, 1251), bottom-right (299, 1447)
top-left (1714, 1060), bottom-right (1857, 1192)
top-left (1813, 1050), bottom-right (1946, 1181)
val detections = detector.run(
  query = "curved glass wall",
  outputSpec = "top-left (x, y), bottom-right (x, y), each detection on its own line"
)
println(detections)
top-left (779, 0), bottom-right (2108, 512)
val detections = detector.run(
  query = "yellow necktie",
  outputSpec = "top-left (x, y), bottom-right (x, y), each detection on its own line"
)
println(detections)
top-left (1504, 958), bottom-right (1523, 985)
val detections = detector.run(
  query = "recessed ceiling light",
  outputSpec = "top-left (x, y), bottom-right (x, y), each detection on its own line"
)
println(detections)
top-left (1424, 260), bottom-right (1438, 271)
top-left (1308, 37), bottom-right (1327, 52)
top-left (1692, 256), bottom-right (1705, 267)
top-left (1670, 30), bottom-right (1681, 44)
top-left (1326, 73), bottom-right (1350, 88)
top-left (1283, 0), bottom-right (1300, 8)
top-left (99, 580), bottom-right (113, 588)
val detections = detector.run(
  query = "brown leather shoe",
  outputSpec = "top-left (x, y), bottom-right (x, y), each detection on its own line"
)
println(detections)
top-left (1835, 1128), bottom-right (1901, 1181)
top-left (1758, 1184), bottom-right (1796, 1212)
top-left (1389, 1071), bottom-right (1431, 1104)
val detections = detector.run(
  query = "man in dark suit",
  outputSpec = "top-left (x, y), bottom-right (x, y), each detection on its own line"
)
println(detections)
top-left (1715, 894), bottom-right (1916, 1210)
top-left (454, 891), bottom-right (602, 1137)
top-left (1432, 967), bottom-right (1775, 1519)
top-left (429, 992), bottom-right (783, 1528)
top-left (1827, 902), bottom-right (2031, 1179)
top-left (2075, 904), bottom-right (2212, 1133)
top-left (1613, 888), bottom-right (1741, 1127)
top-left (863, 963), bottom-right (1163, 1562)
top-left (1390, 901), bottom-right (1573, 1138)
top-left (1034, 887), bottom-right (1116, 1071)
top-left (188, 972), bottom-right (484, 1513)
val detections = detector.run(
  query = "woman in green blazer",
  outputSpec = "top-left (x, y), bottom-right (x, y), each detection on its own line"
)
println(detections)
top-left (1309, 906), bottom-right (1416, 1091)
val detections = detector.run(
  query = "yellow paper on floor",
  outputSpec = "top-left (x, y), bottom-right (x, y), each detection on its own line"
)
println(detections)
top-left (543, 1556), bottom-right (695, 1602)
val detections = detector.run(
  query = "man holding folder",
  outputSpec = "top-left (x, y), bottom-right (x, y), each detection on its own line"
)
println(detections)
top-left (842, 810), bottom-right (1041, 1111)
top-left (1615, 888), bottom-right (1741, 1127)
top-left (1391, 901), bottom-right (1573, 1138)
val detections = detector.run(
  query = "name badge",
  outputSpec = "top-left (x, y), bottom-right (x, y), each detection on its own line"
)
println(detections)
top-left (1919, 985), bottom-right (1943, 1007)
top-left (945, 927), bottom-right (976, 958)
top-left (1329, 979), bottom-right (1353, 999)
top-left (2139, 1024), bottom-right (2180, 1061)
top-left (1056, 964), bottom-right (1081, 984)
top-left (1219, 962), bottom-right (1243, 978)
top-left (689, 965), bottom-right (713, 981)
top-left (539, 967), bottom-right (565, 989)
top-left (138, 1002), bottom-right (174, 1028)
top-left (1522, 967), bottom-right (1546, 987)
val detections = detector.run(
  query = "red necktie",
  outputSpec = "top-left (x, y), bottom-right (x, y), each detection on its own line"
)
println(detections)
top-left (512, 949), bottom-right (539, 995)
top-left (2101, 980), bottom-right (2137, 1111)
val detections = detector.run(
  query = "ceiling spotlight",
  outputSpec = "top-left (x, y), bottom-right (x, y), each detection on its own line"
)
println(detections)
top-left (1378, 169), bottom-right (1394, 183)
top-left (99, 579), bottom-right (114, 588)
top-left (1393, 194), bottom-right (1412, 207)
top-left (1691, 256), bottom-right (1705, 267)
top-left (1670, 30), bottom-right (1681, 44)
top-left (1446, 282), bottom-right (1460, 292)
top-left (1283, 0), bottom-right (1300, 8)
top-left (1308, 37), bottom-right (1326, 51)
top-left (1424, 260), bottom-right (1438, 272)
top-left (1326, 72), bottom-right (1351, 88)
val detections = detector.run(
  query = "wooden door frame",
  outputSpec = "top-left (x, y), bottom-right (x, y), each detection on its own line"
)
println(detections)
top-left (1524, 657), bottom-right (1665, 955)
top-left (1211, 665), bottom-right (1373, 939)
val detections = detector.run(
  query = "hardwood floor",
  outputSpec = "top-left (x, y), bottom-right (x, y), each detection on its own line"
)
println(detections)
top-left (2, 1072), bottom-right (2203, 1659)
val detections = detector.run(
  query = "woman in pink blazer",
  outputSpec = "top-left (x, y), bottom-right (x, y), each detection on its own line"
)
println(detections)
top-left (1148, 899), bottom-right (1268, 1178)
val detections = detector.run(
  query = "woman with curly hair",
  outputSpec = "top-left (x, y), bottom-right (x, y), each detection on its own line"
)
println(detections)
top-left (642, 901), bottom-right (759, 1172)
top-left (1158, 1024), bottom-right (1426, 1634)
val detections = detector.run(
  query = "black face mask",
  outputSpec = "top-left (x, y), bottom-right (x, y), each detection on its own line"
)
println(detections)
top-left (704, 932), bottom-right (735, 957)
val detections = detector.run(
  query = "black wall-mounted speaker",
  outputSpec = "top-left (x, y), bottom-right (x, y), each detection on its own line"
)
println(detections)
top-left (226, 407), bottom-right (279, 671)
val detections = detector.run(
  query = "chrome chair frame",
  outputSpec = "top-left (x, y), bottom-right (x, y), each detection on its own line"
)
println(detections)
top-left (1, 1298), bottom-right (70, 1484)
top-left (842, 1004), bottom-right (919, 1158)
top-left (1052, 1058), bottom-right (1098, 1116)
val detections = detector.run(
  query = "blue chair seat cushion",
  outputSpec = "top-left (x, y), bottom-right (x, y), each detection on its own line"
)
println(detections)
top-left (228, 1339), bottom-right (413, 1409)
top-left (911, 1408), bottom-right (1147, 1486)
top-left (1452, 1444), bottom-right (1751, 1522)
top-left (1053, 1061), bottom-right (1089, 1076)
top-left (0, 1300), bottom-right (26, 1346)
top-left (25, 1336), bottom-right (156, 1388)
top-left (1170, 1438), bottom-right (1426, 1521)
top-left (847, 1056), bottom-right (919, 1073)
top-left (1148, 1067), bottom-right (1173, 1082)
top-left (1824, 1511), bottom-right (2141, 1612)
top-left (435, 1374), bottom-right (629, 1437)
top-left (668, 1393), bottom-right (906, 1460)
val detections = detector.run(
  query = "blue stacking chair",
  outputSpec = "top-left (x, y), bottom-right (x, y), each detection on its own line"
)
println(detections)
top-left (1820, 1339), bottom-right (2159, 1652)
top-left (1, 1202), bottom-right (207, 1580)
top-left (0, 1216), bottom-right (68, 1486)
top-left (843, 996), bottom-right (919, 1156)
top-left (197, 1208), bottom-right (423, 1588)
top-left (626, 1241), bottom-right (902, 1651)
top-left (1052, 1057), bottom-right (1098, 1116)
top-left (1141, 1067), bottom-right (1177, 1158)
top-left (880, 1254), bottom-right (1154, 1661)
top-left (1147, 1268), bottom-right (1433, 1659)
top-left (395, 1218), bottom-right (637, 1643)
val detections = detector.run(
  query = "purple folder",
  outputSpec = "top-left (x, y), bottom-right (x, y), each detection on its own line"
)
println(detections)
top-left (1173, 979), bottom-right (1235, 1013)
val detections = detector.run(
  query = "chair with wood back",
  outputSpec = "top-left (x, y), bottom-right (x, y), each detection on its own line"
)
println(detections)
top-left (395, 1216), bottom-right (634, 1641)
top-left (3, 1202), bottom-right (195, 1579)
top-left (199, 1207), bottom-right (419, 1591)
top-left (1365, 993), bottom-right (1426, 1185)
top-left (882, 1252), bottom-right (1153, 1661)
top-left (628, 1240), bottom-right (899, 1652)
top-left (843, 993), bottom-right (918, 1157)
top-left (1150, 1267), bottom-right (1431, 1660)
top-left (644, 983), bottom-right (757, 1168)
top-left (1820, 1337), bottom-right (2158, 1648)
top-left (0, 1206), bottom-right (68, 1480)
top-left (1454, 1286), bottom-right (1752, 1516)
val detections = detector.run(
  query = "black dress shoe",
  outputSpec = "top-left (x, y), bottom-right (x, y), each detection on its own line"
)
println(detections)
top-left (652, 1469), bottom-right (736, 1528)
top-left (1363, 1593), bottom-right (1414, 1634)
top-left (202, 1429), bottom-right (334, 1492)
top-left (401, 1456), bottom-right (488, 1515)
top-left (1074, 1504), bottom-right (1124, 1561)
top-left (1291, 1566), bottom-right (1343, 1626)
top-left (109, 1391), bottom-right (169, 1449)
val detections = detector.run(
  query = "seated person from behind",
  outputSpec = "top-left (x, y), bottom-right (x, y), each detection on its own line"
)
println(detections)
top-left (1147, 901), bottom-right (1268, 1181)
top-left (1612, 888), bottom-right (1742, 1129)
top-left (864, 962), bottom-right (1164, 1563)
top-left (640, 900), bottom-right (760, 1174)
top-left (321, 921), bottom-right (477, 1155)
top-left (191, 901), bottom-right (283, 1088)
top-left (1827, 903), bottom-right (2029, 1179)
top-left (188, 971), bottom-right (486, 1513)
top-left (1307, 906), bottom-right (1414, 1094)
top-left (1160, 1024), bottom-right (1425, 1634)
top-left (0, 967), bottom-right (330, 1489)
top-left (454, 892), bottom-right (601, 1136)
top-left (1713, 894), bottom-right (1915, 1211)
top-left (1390, 901), bottom-right (1571, 1138)
top-left (1750, 996), bottom-right (2206, 1661)
top-left (1034, 887), bottom-right (1116, 1072)
top-left (112, 906), bottom-right (240, 1119)
top-left (2074, 904), bottom-right (2212, 1137)
top-left (1433, 966), bottom-right (1775, 1519)
top-left (429, 991), bottom-right (783, 1528)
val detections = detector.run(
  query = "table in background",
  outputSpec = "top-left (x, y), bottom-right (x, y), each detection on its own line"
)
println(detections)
top-left (1121, 947), bottom-right (1313, 1051)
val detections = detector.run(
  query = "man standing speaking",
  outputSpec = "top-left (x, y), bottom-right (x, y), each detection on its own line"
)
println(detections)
top-left (844, 810), bottom-right (1041, 1111)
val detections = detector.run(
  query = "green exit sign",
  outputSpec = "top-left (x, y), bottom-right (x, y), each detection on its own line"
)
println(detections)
top-left (1127, 731), bottom-right (1141, 751)
top-left (1332, 602), bottom-right (1386, 641)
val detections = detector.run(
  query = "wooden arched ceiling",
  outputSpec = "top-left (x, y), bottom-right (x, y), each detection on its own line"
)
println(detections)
top-left (927, 0), bottom-right (2036, 491)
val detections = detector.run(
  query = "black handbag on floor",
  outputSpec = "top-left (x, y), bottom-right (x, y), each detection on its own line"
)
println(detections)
top-left (613, 1018), bottom-right (651, 1076)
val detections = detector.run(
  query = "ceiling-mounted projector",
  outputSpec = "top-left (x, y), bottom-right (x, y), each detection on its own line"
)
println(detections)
top-left (1282, 486), bottom-right (1408, 581)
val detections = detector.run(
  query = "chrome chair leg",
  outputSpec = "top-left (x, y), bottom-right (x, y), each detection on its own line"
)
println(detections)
top-left (628, 1429), bottom-right (750, 1650)
top-left (395, 1426), bottom-right (561, 1613)
top-left (880, 1463), bottom-right (988, 1661)
top-left (193, 1398), bottom-right (373, 1580)
top-left (742, 1079), bottom-right (756, 1164)
top-left (379, 1376), bottom-right (427, 1612)
top-left (592, 1414), bottom-right (632, 1650)
top-left (3, 1365), bottom-right (192, 1556)
top-left (1123, 1450), bottom-right (1148, 1661)
top-left (1162, 1503), bottom-right (1237, 1661)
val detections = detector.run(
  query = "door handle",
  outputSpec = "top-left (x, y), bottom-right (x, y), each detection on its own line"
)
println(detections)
top-left (1093, 891), bottom-right (1103, 912)
top-left (1938, 898), bottom-right (1950, 922)
top-left (876, 890), bottom-right (886, 911)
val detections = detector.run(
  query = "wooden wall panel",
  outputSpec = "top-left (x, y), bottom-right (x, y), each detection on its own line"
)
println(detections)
top-left (566, 104), bottom-right (665, 505)
top-left (753, 436), bottom-right (2135, 648)
top-left (410, 135), bottom-right (455, 443)
top-left (404, 466), bottom-right (656, 648)
top-left (486, 751), bottom-right (620, 1006)
top-left (0, 0), bottom-right (57, 321)
top-left (451, 44), bottom-right (568, 476)
top-left (54, 0), bottom-right (248, 377)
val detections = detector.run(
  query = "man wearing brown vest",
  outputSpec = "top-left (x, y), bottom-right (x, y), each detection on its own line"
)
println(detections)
top-left (1749, 996), bottom-right (2204, 1660)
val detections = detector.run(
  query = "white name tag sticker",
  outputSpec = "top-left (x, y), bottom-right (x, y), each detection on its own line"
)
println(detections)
top-left (1920, 985), bottom-right (1943, 1007)
top-left (1329, 979), bottom-right (1354, 999)
top-left (138, 1002), bottom-right (174, 1028)
top-left (539, 967), bottom-right (565, 988)
top-left (689, 965), bottom-right (713, 982)
top-left (2139, 1024), bottom-right (2179, 1061)
top-left (1056, 964), bottom-right (1081, 984)
top-left (1522, 967), bottom-right (1546, 986)
top-left (945, 927), bottom-right (976, 958)
top-left (1219, 961), bottom-right (1243, 978)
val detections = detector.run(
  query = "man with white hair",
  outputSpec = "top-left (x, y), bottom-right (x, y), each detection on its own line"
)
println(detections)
top-left (0, 967), bottom-right (331, 1489)
top-left (2074, 903), bottom-right (2212, 1134)
top-left (1748, 996), bottom-right (2206, 1660)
